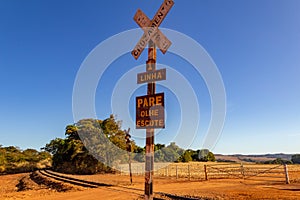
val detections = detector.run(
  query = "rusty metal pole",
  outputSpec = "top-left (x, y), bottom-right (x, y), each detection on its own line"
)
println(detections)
top-left (145, 40), bottom-right (156, 200)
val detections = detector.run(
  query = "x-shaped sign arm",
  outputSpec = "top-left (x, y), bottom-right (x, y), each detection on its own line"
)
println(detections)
top-left (131, 0), bottom-right (174, 60)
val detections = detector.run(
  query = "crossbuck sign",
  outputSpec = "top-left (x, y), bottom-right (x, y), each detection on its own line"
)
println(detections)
top-left (131, 0), bottom-right (174, 60)
top-left (131, 1), bottom-right (174, 199)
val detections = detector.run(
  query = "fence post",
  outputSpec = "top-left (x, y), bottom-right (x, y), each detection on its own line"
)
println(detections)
top-left (284, 164), bottom-right (290, 184)
top-left (240, 163), bottom-right (245, 179)
top-left (204, 165), bottom-right (208, 181)
top-left (165, 166), bottom-right (168, 177)
top-left (188, 164), bottom-right (191, 181)
top-left (176, 165), bottom-right (178, 180)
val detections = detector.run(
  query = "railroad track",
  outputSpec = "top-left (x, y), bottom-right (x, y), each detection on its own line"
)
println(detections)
top-left (37, 169), bottom-right (202, 200)
top-left (39, 170), bottom-right (110, 188)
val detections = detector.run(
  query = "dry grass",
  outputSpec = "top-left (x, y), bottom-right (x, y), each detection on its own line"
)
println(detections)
top-left (118, 162), bottom-right (300, 183)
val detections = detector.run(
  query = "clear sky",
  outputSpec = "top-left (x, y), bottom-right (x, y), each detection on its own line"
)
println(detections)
top-left (1, 0), bottom-right (299, 154)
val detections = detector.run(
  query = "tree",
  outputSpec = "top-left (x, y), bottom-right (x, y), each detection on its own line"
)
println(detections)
top-left (43, 138), bottom-right (66, 155)
top-left (0, 146), bottom-right (7, 166)
top-left (292, 154), bottom-right (300, 164)
top-left (161, 147), bottom-right (180, 162)
top-left (4, 146), bottom-right (23, 163)
top-left (264, 158), bottom-right (292, 165)
top-left (134, 146), bottom-right (145, 162)
top-left (178, 150), bottom-right (193, 162)
top-left (43, 132), bottom-right (97, 174)
top-left (207, 152), bottom-right (216, 162)
top-left (43, 116), bottom-right (136, 174)
top-left (154, 144), bottom-right (165, 151)
top-left (198, 149), bottom-right (215, 162)
top-left (23, 149), bottom-right (40, 162)
top-left (65, 125), bottom-right (79, 140)
top-left (0, 145), bottom-right (51, 174)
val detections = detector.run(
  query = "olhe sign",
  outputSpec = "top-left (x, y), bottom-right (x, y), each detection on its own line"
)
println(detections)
top-left (136, 93), bottom-right (165, 129)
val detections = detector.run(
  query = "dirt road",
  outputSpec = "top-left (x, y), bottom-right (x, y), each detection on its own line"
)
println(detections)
top-left (1, 172), bottom-right (300, 200)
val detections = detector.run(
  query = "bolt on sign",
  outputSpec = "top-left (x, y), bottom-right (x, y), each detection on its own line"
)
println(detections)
top-left (131, 0), bottom-right (174, 60)
top-left (136, 93), bottom-right (165, 129)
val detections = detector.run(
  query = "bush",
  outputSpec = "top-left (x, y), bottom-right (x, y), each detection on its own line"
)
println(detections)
top-left (292, 154), bottom-right (300, 164)
top-left (198, 149), bottom-right (215, 162)
top-left (264, 158), bottom-right (293, 165)
top-left (0, 146), bottom-right (52, 174)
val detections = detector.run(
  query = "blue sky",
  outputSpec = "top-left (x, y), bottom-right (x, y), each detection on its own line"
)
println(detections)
top-left (0, 0), bottom-right (299, 154)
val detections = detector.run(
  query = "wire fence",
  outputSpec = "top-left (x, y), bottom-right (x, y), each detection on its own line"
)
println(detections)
top-left (205, 163), bottom-right (286, 183)
top-left (117, 162), bottom-right (299, 184)
top-left (287, 164), bottom-right (300, 183)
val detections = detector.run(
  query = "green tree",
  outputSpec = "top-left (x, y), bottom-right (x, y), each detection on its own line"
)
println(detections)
top-left (264, 158), bottom-right (292, 165)
top-left (161, 147), bottom-right (179, 162)
top-left (154, 144), bottom-right (165, 151)
top-left (207, 152), bottom-right (216, 162)
top-left (134, 146), bottom-right (145, 162)
top-left (0, 147), bottom-right (7, 166)
top-left (65, 125), bottom-right (79, 140)
top-left (23, 149), bottom-right (40, 162)
top-left (38, 151), bottom-right (52, 160)
top-left (178, 150), bottom-right (193, 162)
top-left (5, 146), bottom-right (23, 163)
top-left (168, 142), bottom-right (184, 155)
top-left (0, 145), bottom-right (51, 174)
top-left (43, 116), bottom-right (135, 174)
top-left (292, 154), bottom-right (300, 164)
top-left (198, 149), bottom-right (215, 162)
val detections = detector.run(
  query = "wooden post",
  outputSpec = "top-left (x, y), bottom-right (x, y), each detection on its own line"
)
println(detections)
top-left (284, 164), bottom-right (290, 184)
top-left (204, 165), bottom-right (208, 181)
top-left (125, 128), bottom-right (133, 184)
top-left (128, 151), bottom-right (133, 184)
top-left (132, 1), bottom-right (174, 199)
top-left (144, 40), bottom-right (156, 200)
top-left (240, 163), bottom-right (245, 180)
top-left (165, 166), bottom-right (168, 177)
top-left (188, 164), bottom-right (191, 181)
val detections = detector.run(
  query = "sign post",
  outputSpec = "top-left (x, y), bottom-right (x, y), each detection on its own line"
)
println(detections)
top-left (132, 1), bottom-right (174, 199)
top-left (145, 40), bottom-right (156, 199)
top-left (125, 128), bottom-right (132, 184)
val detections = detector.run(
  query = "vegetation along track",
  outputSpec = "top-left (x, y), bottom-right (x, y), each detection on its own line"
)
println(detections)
top-left (37, 170), bottom-right (205, 200)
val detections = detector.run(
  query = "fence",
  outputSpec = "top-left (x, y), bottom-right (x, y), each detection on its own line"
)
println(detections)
top-left (118, 162), bottom-right (206, 180)
top-left (205, 163), bottom-right (289, 183)
top-left (286, 164), bottom-right (300, 183)
top-left (117, 162), bottom-right (293, 184)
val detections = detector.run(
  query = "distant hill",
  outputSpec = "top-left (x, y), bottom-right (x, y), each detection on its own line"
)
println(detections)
top-left (215, 153), bottom-right (293, 163)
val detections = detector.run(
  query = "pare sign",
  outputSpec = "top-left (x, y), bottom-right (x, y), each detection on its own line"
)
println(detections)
top-left (136, 93), bottom-right (165, 129)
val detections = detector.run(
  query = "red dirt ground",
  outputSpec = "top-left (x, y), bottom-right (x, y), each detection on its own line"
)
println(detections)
top-left (1, 172), bottom-right (300, 200)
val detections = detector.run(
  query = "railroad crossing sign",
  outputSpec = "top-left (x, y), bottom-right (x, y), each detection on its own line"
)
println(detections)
top-left (131, 1), bottom-right (174, 199)
top-left (131, 0), bottom-right (174, 60)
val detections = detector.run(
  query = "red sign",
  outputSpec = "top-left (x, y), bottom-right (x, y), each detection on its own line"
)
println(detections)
top-left (136, 93), bottom-right (165, 129)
